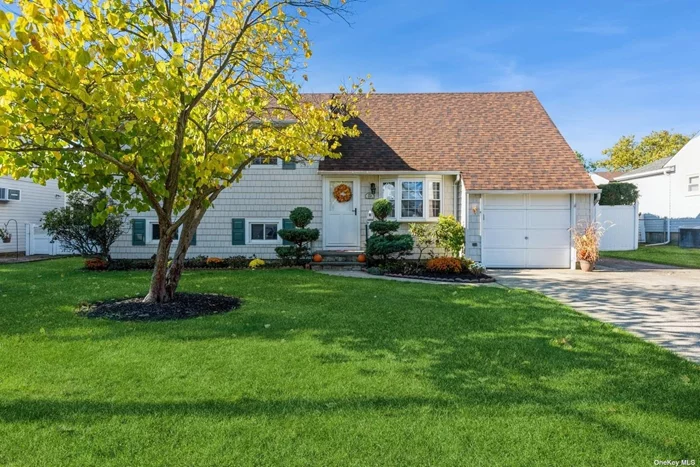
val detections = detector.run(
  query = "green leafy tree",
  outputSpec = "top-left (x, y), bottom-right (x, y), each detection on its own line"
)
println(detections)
top-left (597, 131), bottom-right (692, 171)
top-left (41, 192), bottom-right (126, 259)
top-left (0, 0), bottom-right (368, 302)
top-left (575, 151), bottom-right (595, 172)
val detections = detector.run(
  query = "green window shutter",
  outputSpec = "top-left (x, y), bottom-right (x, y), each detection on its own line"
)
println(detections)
top-left (232, 219), bottom-right (245, 245)
top-left (132, 219), bottom-right (146, 245)
top-left (282, 218), bottom-right (294, 245)
top-left (282, 158), bottom-right (296, 170)
top-left (190, 230), bottom-right (197, 246)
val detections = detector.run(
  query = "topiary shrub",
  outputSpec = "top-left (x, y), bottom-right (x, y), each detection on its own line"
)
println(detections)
top-left (598, 182), bottom-right (639, 206)
top-left (289, 207), bottom-right (314, 228)
top-left (372, 198), bottom-right (393, 221)
top-left (434, 215), bottom-right (464, 257)
top-left (276, 207), bottom-right (320, 265)
top-left (365, 199), bottom-right (414, 264)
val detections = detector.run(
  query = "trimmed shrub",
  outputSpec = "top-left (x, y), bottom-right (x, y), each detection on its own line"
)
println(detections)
top-left (426, 257), bottom-right (462, 274)
top-left (598, 182), bottom-right (639, 206)
top-left (372, 198), bottom-right (393, 221)
top-left (434, 215), bottom-right (465, 257)
top-left (368, 220), bottom-right (400, 236)
top-left (276, 207), bottom-right (320, 265)
top-left (249, 258), bottom-right (265, 269)
top-left (205, 257), bottom-right (225, 267)
top-left (365, 234), bottom-right (414, 259)
top-left (289, 207), bottom-right (314, 228)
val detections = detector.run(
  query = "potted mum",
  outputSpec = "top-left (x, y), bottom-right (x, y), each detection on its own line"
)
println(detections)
top-left (571, 221), bottom-right (607, 272)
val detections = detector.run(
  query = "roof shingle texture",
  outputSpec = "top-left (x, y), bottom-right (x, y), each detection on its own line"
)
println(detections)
top-left (318, 92), bottom-right (597, 191)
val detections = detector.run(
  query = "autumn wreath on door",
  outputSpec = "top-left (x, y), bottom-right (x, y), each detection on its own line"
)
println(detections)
top-left (333, 183), bottom-right (352, 203)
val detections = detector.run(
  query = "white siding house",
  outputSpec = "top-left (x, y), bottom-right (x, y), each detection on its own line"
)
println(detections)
top-left (615, 136), bottom-right (700, 242)
top-left (111, 92), bottom-right (598, 268)
top-left (0, 177), bottom-right (66, 255)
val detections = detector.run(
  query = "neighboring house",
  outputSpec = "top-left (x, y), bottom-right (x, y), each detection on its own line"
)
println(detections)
top-left (590, 171), bottom-right (624, 186)
top-left (615, 136), bottom-right (700, 244)
top-left (0, 176), bottom-right (66, 255)
top-left (111, 92), bottom-right (598, 268)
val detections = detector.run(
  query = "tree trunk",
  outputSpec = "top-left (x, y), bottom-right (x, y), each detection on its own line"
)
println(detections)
top-left (164, 211), bottom-right (204, 301)
top-left (144, 233), bottom-right (175, 303)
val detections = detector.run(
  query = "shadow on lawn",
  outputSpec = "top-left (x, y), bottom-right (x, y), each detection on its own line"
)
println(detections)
top-left (2, 261), bottom-right (700, 456)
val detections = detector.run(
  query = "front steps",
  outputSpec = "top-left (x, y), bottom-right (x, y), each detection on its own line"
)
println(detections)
top-left (310, 250), bottom-right (366, 271)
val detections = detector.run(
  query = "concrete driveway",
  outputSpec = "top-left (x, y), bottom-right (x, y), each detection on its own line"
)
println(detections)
top-left (490, 258), bottom-right (700, 364)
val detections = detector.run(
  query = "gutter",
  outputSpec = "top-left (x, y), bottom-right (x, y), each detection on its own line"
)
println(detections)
top-left (616, 166), bottom-right (676, 181)
top-left (318, 170), bottom-right (461, 175)
top-left (465, 189), bottom-right (601, 195)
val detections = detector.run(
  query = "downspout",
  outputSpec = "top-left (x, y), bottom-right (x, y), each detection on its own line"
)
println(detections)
top-left (646, 169), bottom-right (673, 247)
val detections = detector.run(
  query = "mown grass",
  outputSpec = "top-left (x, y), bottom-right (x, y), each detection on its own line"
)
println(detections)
top-left (0, 258), bottom-right (698, 466)
top-left (601, 244), bottom-right (700, 268)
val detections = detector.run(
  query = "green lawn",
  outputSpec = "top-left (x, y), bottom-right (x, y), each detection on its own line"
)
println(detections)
top-left (601, 244), bottom-right (700, 268)
top-left (1, 258), bottom-right (699, 466)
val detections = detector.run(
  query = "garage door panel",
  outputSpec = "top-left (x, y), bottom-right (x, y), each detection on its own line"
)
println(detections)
top-left (527, 229), bottom-right (571, 249)
top-left (482, 248), bottom-right (527, 268)
top-left (482, 194), bottom-right (572, 269)
top-left (526, 249), bottom-right (570, 268)
top-left (483, 194), bottom-right (526, 210)
top-left (527, 210), bottom-right (570, 229)
top-left (484, 210), bottom-right (526, 229)
top-left (482, 229), bottom-right (527, 249)
top-left (528, 194), bottom-right (570, 209)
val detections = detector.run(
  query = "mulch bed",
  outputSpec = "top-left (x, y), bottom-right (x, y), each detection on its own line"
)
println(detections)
top-left (77, 293), bottom-right (241, 321)
top-left (382, 272), bottom-right (495, 283)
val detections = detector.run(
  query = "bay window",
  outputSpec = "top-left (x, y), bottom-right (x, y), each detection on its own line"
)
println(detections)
top-left (379, 177), bottom-right (443, 220)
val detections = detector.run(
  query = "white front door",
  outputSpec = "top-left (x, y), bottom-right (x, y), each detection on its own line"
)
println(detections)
top-left (324, 177), bottom-right (360, 249)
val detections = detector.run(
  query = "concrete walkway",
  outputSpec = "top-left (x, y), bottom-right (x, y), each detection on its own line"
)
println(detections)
top-left (490, 258), bottom-right (700, 364)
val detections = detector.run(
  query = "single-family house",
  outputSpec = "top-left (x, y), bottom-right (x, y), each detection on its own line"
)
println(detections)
top-left (0, 176), bottom-right (66, 255)
top-left (615, 136), bottom-right (700, 244)
top-left (111, 91), bottom-right (598, 268)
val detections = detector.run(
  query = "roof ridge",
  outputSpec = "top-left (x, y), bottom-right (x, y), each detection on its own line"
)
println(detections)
top-left (301, 91), bottom-right (535, 96)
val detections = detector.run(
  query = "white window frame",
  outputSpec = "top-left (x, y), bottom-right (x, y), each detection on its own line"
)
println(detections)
top-left (379, 176), bottom-right (443, 221)
top-left (250, 157), bottom-right (281, 168)
top-left (427, 177), bottom-right (443, 220)
top-left (146, 220), bottom-right (182, 244)
top-left (379, 179), bottom-right (397, 219)
top-left (246, 218), bottom-right (283, 245)
top-left (687, 173), bottom-right (700, 196)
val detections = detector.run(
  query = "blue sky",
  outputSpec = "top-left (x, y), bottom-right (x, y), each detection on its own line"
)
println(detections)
top-left (301, 0), bottom-right (700, 164)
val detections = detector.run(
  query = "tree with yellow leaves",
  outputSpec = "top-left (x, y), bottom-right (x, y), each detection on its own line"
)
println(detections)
top-left (0, 0), bottom-right (368, 302)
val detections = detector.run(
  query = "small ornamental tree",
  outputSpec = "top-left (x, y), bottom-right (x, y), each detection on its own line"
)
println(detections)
top-left (41, 192), bottom-right (126, 259)
top-left (276, 207), bottom-right (319, 265)
top-left (0, 0), bottom-right (368, 303)
top-left (434, 215), bottom-right (464, 257)
top-left (408, 222), bottom-right (435, 261)
top-left (365, 199), bottom-right (413, 263)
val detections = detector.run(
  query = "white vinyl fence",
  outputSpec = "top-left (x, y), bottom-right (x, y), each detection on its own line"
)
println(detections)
top-left (25, 224), bottom-right (75, 256)
top-left (597, 204), bottom-right (639, 251)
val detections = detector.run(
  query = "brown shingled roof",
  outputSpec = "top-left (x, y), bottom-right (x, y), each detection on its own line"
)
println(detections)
top-left (318, 92), bottom-right (597, 191)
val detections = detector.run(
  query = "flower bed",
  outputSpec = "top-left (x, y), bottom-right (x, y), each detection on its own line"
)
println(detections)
top-left (367, 258), bottom-right (495, 283)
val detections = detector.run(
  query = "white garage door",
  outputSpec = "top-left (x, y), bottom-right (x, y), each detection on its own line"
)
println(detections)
top-left (482, 194), bottom-right (572, 268)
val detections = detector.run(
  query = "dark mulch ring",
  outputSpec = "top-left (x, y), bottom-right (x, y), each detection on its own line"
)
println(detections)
top-left (77, 293), bottom-right (241, 321)
top-left (382, 272), bottom-right (495, 283)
